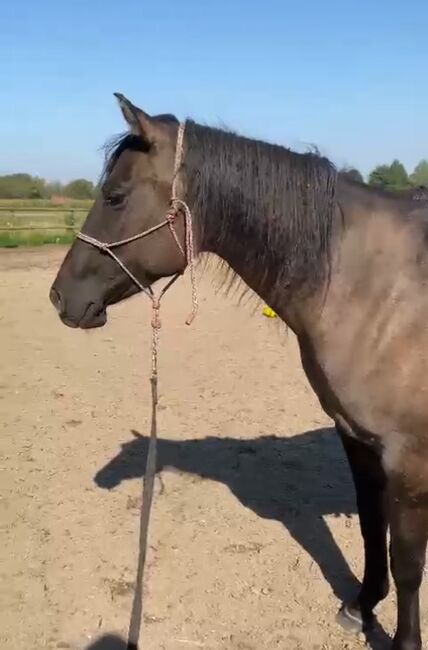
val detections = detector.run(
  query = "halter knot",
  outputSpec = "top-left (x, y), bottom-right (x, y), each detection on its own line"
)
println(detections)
top-left (151, 299), bottom-right (162, 330)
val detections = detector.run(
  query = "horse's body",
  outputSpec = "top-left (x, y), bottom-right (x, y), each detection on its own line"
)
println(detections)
top-left (50, 94), bottom-right (428, 649)
top-left (297, 179), bottom-right (428, 444)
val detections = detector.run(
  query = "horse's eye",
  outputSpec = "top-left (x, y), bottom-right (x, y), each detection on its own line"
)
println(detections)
top-left (105, 191), bottom-right (125, 208)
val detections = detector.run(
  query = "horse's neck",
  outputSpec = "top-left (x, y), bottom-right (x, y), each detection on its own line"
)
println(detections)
top-left (196, 209), bottom-right (332, 336)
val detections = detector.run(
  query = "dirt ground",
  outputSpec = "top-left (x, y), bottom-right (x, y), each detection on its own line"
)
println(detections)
top-left (1, 247), bottom-right (428, 650)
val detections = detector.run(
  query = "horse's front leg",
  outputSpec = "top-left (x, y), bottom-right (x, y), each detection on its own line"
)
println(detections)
top-left (337, 427), bottom-right (389, 633)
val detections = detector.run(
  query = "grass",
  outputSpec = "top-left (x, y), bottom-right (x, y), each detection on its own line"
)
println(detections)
top-left (0, 232), bottom-right (76, 248)
top-left (0, 203), bottom-right (89, 247)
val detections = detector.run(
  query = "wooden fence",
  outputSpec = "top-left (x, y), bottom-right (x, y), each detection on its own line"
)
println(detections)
top-left (0, 207), bottom-right (88, 233)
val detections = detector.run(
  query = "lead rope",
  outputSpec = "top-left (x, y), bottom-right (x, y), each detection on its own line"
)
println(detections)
top-left (76, 123), bottom-right (197, 649)
top-left (126, 122), bottom-right (197, 650)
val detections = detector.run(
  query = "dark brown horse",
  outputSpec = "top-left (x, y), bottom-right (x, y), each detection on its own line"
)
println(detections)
top-left (50, 94), bottom-right (428, 649)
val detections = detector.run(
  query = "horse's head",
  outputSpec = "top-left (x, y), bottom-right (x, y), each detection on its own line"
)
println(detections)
top-left (50, 94), bottom-right (187, 329)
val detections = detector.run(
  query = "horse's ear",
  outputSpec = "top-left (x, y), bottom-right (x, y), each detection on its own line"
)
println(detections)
top-left (114, 93), bottom-right (169, 144)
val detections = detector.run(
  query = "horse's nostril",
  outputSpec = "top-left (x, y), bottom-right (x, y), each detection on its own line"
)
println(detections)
top-left (49, 286), bottom-right (63, 313)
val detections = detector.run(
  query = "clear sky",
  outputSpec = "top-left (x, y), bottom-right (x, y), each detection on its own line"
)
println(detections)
top-left (1, 0), bottom-right (426, 182)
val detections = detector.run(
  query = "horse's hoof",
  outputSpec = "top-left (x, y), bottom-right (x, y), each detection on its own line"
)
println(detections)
top-left (336, 604), bottom-right (364, 635)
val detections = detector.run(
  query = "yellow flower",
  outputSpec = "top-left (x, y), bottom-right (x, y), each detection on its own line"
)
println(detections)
top-left (262, 306), bottom-right (277, 318)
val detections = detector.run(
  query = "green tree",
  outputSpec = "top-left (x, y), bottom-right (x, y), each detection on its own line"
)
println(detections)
top-left (63, 178), bottom-right (94, 200)
top-left (341, 167), bottom-right (364, 183)
top-left (29, 177), bottom-right (47, 199)
top-left (388, 159), bottom-right (410, 190)
top-left (368, 160), bottom-right (410, 191)
top-left (0, 173), bottom-right (47, 199)
top-left (410, 160), bottom-right (428, 188)
top-left (368, 165), bottom-right (391, 188)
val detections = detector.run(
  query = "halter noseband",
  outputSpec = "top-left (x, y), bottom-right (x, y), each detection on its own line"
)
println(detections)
top-left (76, 122), bottom-right (198, 327)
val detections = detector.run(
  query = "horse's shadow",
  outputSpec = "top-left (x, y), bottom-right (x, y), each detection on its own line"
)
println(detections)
top-left (94, 427), bottom-right (390, 649)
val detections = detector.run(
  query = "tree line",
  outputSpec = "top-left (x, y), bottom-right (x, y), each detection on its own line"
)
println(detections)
top-left (341, 159), bottom-right (428, 191)
top-left (0, 159), bottom-right (427, 200)
top-left (0, 174), bottom-right (95, 200)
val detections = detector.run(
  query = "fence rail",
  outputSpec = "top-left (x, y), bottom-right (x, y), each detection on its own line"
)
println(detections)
top-left (0, 225), bottom-right (78, 231)
top-left (0, 207), bottom-right (88, 233)
top-left (0, 207), bottom-right (90, 246)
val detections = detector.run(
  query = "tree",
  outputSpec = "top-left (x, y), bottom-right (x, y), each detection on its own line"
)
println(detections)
top-left (341, 167), bottom-right (364, 183)
top-left (63, 178), bottom-right (95, 200)
top-left (29, 177), bottom-right (46, 199)
top-left (410, 160), bottom-right (428, 188)
top-left (368, 165), bottom-right (391, 188)
top-left (0, 173), bottom-right (47, 199)
top-left (388, 159), bottom-right (410, 190)
top-left (368, 160), bottom-right (410, 191)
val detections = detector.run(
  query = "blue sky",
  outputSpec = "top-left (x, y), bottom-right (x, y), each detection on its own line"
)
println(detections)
top-left (0, 0), bottom-right (426, 182)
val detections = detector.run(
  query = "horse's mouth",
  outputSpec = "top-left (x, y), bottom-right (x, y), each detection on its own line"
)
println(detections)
top-left (58, 302), bottom-right (108, 330)
top-left (50, 278), bottom-right (144, 330)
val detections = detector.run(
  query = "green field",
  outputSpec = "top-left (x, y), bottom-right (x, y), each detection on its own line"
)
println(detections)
top-left (0, 199), bottom-right (92, 247)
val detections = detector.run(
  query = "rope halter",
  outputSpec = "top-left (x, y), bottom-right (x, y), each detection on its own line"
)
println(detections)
top-left (76, 122), bottom-right (198, 346)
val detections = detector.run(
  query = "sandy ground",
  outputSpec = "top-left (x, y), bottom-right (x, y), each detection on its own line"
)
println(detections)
top-left (1, 246), bottom-right (428, 650)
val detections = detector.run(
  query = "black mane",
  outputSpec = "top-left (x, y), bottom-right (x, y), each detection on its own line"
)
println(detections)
top-left (184, 121), bottom-right (338, 299)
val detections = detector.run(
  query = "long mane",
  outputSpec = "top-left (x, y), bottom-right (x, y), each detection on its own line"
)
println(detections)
top-left (184, 121), bottom-right (338, 300)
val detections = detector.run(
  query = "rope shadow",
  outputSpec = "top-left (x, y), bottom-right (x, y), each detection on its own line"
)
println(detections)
top-left (82, 635), bottom-right (130, 649)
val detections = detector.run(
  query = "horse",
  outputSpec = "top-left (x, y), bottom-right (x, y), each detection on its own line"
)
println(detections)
top-left (50, 93), bottom-right (428, 649)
